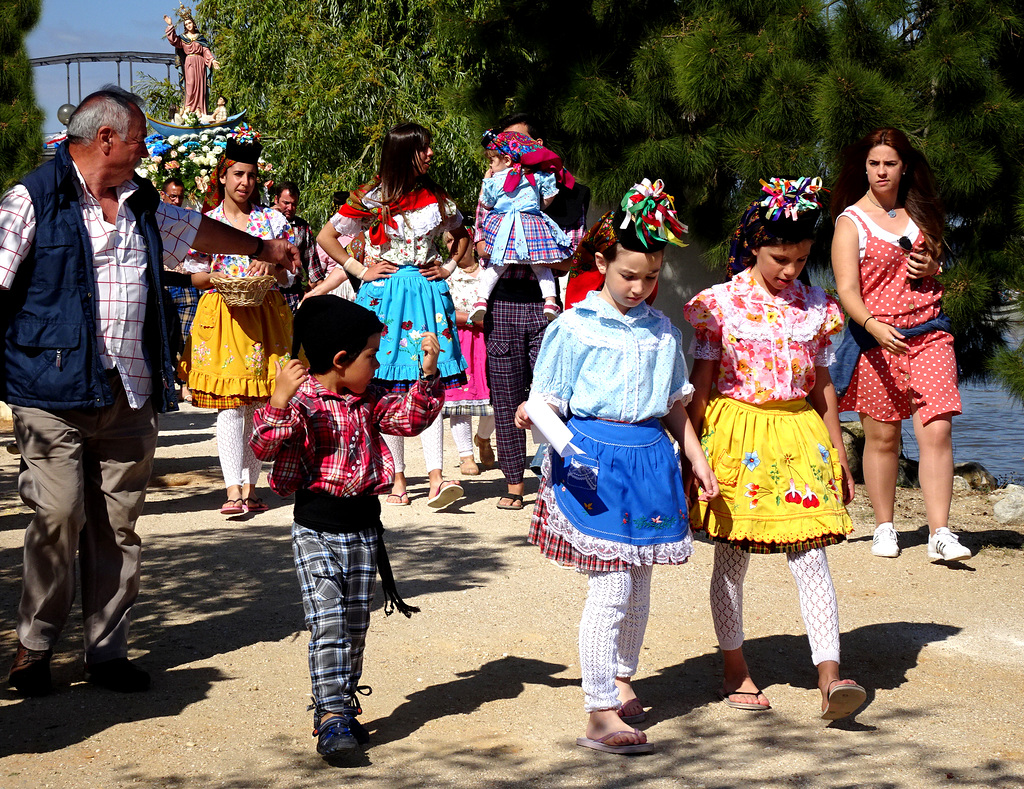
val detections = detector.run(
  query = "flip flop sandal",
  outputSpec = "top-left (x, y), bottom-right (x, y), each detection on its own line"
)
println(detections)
top-left (427, 480), bottom-right (464, 509)
top-left (243, 496), bottom-right (269, 513)
top-left (576, 730), bottom-right (653, 755)
top-left (821, 680), bottom-right (866, 721)
top-left (385, 493), bottom-right (410, 506)
top-left (719, 689), bottom-right (772, 711)
top-left (618, 698), bottom-right (647, 724)
top-left (220, 499), bottom-right (245, 516)
top-left (495, 493), bottom-right (524, 510)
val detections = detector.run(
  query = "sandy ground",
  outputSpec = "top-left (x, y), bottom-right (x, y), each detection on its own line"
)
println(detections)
top-left (0, 403), bottom-right (1023, 788)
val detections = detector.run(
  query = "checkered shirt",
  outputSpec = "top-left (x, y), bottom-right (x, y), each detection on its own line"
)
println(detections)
top-left (0, 171), bottom-right (201, 408)
top-left (250, 374), bottom-right (444, 497)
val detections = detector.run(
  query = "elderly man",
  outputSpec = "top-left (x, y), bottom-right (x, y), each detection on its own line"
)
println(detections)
top-left (272, 180), bottom-right (315, 312)
top-left (160, 177), bottom-right (185, 207)
top-left (0, 86), bottom-right (298, 696)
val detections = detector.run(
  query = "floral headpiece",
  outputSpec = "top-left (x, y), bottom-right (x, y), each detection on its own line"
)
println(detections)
top-left (483, 130), bottom-right (541, 163)
top-left (563, 179), bottom-right (687, 309)
top-left (618, 179), bottom-right (689, 250)
top-left (726, 176), bottom-right (827, 277)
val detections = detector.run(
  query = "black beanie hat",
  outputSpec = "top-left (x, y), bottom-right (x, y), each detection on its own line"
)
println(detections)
top-left (293, 295), bottom-right (384, 374)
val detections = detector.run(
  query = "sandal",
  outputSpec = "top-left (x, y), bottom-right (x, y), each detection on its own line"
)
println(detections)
top-left (618, 698), bottom-right (647, 724)
top-left (459, 456), bottom-right (481, 476)
top-left (821, 679), bottom-right (866, 721)
top-left (427, 480), bottom-right (464, 509)
top-left (496, 493), bottom-right (524, 510)
top-left (474, 435), bottom-right (496, 468)
top-left (385, 492), bottom-right (410, 506)
top-left (220, 498), bottom-right (245, 516)
top-left (243, 496), bottom-right (269, 513)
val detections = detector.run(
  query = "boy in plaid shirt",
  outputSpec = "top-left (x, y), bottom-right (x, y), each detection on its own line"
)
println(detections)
top-left (250, 295), bottom-right (443, 761)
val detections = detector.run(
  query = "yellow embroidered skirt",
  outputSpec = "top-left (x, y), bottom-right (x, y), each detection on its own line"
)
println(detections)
top-left (691, 395), bottom-right (853, 553)
top-left (180, 289), bottom-right (293, 409)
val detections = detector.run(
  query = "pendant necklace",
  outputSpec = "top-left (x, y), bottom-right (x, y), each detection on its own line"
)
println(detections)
top-left (867, 193), bottom-right (897, 219)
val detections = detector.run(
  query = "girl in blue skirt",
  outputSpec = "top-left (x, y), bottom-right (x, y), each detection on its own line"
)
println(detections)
top-left (315, 123), bottom-right (469, 509)
top-left (516, 180), bottom-right (718, 755)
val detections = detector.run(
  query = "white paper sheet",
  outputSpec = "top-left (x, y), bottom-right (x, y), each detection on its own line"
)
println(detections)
top-left (525, 395), bottom-right (580, 458)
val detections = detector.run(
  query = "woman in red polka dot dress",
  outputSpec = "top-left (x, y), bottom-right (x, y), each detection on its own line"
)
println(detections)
top-left (830, 128), bottom-right (971, 563)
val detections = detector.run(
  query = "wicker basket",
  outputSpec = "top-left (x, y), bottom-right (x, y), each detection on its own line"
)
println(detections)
top-left (210, 275), bottom-right (277, 307)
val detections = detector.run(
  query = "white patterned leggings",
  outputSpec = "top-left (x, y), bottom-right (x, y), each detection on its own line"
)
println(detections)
top-left (216, 404), bottom-right (262, 490)
top-left (710, 542), bottom-right (841, 665)
top-left (449, 414), bottom-right (495, 457)
top-left (579, 566), bottom-right (652, 712)
top-left (383, 415), bottom-right (444, 474)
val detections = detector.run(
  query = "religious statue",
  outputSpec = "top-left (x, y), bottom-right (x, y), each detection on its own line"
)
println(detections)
top-left (164, 5), bottom-right (219, 116)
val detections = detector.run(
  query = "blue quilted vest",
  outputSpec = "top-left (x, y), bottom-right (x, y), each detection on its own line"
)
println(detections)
top-left (1, 142), bottom-right (179, 413)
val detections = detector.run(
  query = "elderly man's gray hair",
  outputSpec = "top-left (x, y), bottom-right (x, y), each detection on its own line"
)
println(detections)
top-left (66, 85), bottom-right (146, 145)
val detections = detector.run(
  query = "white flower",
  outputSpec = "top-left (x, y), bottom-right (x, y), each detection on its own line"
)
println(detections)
top-left (168, 135), bottom-right (179, 144)
top-left (435, 312), bottom-right (444, 323)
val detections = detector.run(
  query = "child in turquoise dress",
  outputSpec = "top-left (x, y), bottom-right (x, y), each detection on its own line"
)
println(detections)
top-left (516, 180), bottom-right (718, 755)
top-left (314, 123), bottom-right (469, 509)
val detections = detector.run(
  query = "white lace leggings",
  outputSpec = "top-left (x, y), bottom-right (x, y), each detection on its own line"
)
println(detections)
top-left (449, 414), bottom-right (495, 457)
top-left (579, 566), bottom-right (652, 712)
top-left (710, 543), bottom-right (840, 665)
top-left (383, 415), bottom-right (444, 475)
top-left (216, 404), bottom-right (262, 490)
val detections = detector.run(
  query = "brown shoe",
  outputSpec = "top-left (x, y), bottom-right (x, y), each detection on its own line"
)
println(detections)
top-left (475, 435), bottom-right (496, 469)
top-left (8, 643), bottom-right (53, 696)
top-left (459, 456), bottom-right (480, 476)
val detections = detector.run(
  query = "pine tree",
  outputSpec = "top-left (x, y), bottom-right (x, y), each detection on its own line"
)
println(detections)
top-left (436, 0), bottom-right (1024, 390)
top-left (0, 0), bottom-right (44, 190)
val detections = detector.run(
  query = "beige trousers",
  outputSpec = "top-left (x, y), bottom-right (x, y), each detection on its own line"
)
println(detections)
top-left (11, 374), bottom-right (158, 662)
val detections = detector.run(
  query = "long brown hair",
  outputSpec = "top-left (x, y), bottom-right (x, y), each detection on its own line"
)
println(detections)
top-left (830, 128), bottom-right (944, 258)
top-left (376, 122), bottom-right (448, 216)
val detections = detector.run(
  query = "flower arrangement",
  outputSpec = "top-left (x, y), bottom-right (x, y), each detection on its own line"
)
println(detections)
top-left (136, 124), bottom-right (276, 204)
top-left (138, 126), bottom-right (231, 202)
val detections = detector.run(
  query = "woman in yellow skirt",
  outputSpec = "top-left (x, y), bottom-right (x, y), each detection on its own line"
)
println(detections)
top-left (181, 132), bottom-right (294, 515)
top-left (684, 177), bottom-right (866, 721)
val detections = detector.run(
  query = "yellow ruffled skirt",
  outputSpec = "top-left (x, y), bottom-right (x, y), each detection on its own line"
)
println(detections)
top-left (180, 290), bottom-right (293, 409)
top-left (691, 396), bottom-right (853, 553)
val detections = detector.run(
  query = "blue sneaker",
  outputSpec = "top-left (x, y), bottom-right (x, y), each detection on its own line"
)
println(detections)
top-left (314, 715), bottom-right (358, 759)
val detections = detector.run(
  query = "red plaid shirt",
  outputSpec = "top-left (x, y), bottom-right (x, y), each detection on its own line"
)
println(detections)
top-left (250, 375), bottom-right (444, 498)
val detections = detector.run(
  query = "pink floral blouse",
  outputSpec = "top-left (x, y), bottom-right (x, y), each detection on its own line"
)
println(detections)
top-left (183, 204), bottom-right (293, 278)
top-left (684, 267), bottom-right (844, 404)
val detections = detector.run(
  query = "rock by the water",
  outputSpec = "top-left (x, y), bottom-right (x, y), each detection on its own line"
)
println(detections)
top-left (952, 476), bottom-right (971, 492)
top-left (994, 489), bottom-right (1024, 524)
top-left (953, 462), bottom-right (997, 491)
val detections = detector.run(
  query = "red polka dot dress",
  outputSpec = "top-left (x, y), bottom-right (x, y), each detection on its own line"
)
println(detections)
top-left (837, 206), bottom-right (960, 424)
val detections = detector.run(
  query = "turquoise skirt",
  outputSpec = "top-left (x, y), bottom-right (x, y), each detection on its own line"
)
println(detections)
top-left (355, 266), bottom-right (466, 383)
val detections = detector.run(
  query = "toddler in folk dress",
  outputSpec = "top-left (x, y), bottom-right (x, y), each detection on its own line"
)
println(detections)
top-left (474, 131), bottom-right (574, 323)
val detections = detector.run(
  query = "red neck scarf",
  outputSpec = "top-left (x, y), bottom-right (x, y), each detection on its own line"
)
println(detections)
top-left (337, 182), bottom-right (444, 246)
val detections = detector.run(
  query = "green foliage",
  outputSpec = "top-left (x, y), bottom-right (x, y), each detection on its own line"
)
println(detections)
top-left (0, 0), bottom-right (44, 190)
top-left (196, 0), bottom-right (480, 227)
top-left (135, 75), bottom-right (183, 123)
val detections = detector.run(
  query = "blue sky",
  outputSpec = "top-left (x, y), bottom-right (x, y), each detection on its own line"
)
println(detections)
top-left (27, 0), bottom-right (186, 134)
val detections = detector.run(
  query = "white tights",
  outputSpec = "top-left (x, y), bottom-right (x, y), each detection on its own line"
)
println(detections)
top-left (216, 404), bottom-right (262, 490)
top-left (383, 415), bottom-right (444, 474)
top-left (449, 414), bottom-right (495, 457)
top-left (579, 566), bottom-right (652, 712)
top-left (710, 543), bottom-right (840, 665)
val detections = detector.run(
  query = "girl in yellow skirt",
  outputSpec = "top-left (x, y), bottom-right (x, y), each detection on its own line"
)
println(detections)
top-left (684, 177), bottom-right (867, 721)
top-left (181, 133), bottom-right (294, 515)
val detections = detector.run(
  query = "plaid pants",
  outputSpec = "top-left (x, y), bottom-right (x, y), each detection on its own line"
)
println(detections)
top-left (483, 299), bottom-right (549, 485)
top-left (292, 523), bottom-right (378, 715)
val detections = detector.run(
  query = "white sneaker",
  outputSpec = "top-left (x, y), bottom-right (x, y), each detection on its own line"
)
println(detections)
top-left (871, 524), bottom-right (900, 558)
top-left (928, 528), bottom-right (972, 562)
